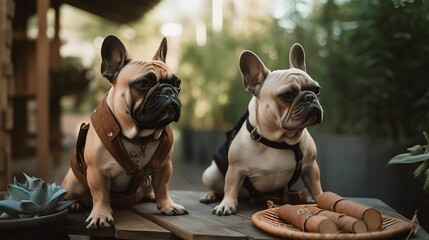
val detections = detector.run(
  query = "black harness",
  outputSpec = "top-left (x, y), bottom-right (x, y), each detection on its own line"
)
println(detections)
top-left (213, 111), bottom-right (303, 198)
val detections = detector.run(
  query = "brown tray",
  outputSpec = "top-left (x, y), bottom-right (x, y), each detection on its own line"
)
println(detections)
top-left (252, 206), bottom-right (413, 239)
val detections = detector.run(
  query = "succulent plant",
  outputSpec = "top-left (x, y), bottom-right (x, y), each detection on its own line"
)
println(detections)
top-left (0, 173), bottom-right (74, 219)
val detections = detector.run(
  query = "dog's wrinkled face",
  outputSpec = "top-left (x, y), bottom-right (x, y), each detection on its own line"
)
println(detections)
top-left (265, 69), bottom-right (322, 131)
top-left (126, 61), bottom-right (181, 129)
top-left (239, 43), bottom-right (323, 136)
top-left (100, 35), bottom-right (181, 133)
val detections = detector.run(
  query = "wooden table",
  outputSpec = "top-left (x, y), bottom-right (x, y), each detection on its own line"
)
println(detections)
top-left (65, 190), bottom-right (429, 240)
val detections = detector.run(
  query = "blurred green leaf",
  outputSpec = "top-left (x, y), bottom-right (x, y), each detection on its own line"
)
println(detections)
top-left (393, 32), bottom-right (412, 40)
top-left (407, 145), bottom-right (427, 155)
top-left (424, 168), bottom-right (429, 191)
top-left (388, 153), bottom-right (429, 164)
top-left (414, 162), bottom-right (428, 178)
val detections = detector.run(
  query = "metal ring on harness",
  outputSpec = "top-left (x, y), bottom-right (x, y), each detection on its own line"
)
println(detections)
top-left (250, 128), bottom-right (262, 142)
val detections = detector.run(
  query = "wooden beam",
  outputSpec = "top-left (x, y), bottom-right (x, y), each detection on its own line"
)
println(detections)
top-left (51, 0), bottom-right (61, 166)
top-left (36, 0), bottom-right (51, 181)
top-left (51, 0), bottom-right (61, 68)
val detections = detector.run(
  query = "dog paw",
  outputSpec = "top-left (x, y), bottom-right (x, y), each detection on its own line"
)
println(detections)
top-left (212, 199), bottom-right (237, 216)
top-left (199, 192), bottom-right (218, 204)
top-left (85, 208), bottom-right (114, 229)
top-left (158, 201), bottom-right (188, 215)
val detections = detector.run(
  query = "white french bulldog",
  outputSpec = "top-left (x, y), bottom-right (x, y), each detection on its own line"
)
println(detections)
top-left (200, 43), bottom-right (324, 215)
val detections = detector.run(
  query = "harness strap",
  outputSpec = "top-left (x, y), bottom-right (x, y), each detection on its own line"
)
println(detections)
top-left (213, 111), bottom-right (303, 199)
top-left (70, 96), bottom-right (174, 205)
top-left (70, 123), bottom-right (90, 186)
top-left (91, 98), bottom-right (141, 175)
top-left (123, 126), bottom-right (173, 195)
top-left (245, 116), bottom-right (303, 188)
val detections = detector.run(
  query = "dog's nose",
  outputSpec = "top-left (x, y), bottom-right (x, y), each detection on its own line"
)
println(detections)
top-left (302, 92), bottom-right (316, 103)
top-left (160, 86), bottom-right (175, 96)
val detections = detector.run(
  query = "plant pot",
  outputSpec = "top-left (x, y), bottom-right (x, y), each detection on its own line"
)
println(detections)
top-left (0, 209), bottom-right (70, 240)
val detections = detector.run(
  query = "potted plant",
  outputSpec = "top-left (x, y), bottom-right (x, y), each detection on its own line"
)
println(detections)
top-left (388, 131), bottom-right (429, 231)
top-left (0, 173), bottom-right (74, 239)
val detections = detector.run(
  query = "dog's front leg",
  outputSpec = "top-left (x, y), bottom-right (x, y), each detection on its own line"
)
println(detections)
top-left (152, 156), bottom-right (188, 215)
top-left (213, 164), bottom-right (245, 216)
top-left (85, 167), bottom-right (114, 229)
top-left (301, 157), bottom-right (323, 201)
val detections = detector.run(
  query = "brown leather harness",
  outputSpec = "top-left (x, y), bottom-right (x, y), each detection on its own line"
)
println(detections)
top-left (70, 97), bottom-right (173, 206)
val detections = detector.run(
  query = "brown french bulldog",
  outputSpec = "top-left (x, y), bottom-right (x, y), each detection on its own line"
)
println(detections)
top-left (62, 35), bottom-right (187, 229)
top-left (200, 43), bottom-right (324, 215)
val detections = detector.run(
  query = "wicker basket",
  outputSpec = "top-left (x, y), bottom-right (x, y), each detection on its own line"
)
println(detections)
top-left (252, 206), bottom-right (413, 239)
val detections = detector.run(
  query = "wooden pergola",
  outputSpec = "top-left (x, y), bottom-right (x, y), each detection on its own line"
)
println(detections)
top-left (2, 0), bottom-right (160, 187)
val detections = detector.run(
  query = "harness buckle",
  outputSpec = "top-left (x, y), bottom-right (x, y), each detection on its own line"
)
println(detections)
top-left (143, 167), bottom-right (154, 187)
top-left (145, 175), bottom-right (152, 187)
top-left (250, 128), bottom-right (262, 142)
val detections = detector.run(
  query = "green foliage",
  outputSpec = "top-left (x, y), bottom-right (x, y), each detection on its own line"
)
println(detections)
top-left (388, 132), bottom-right (429, 190)
top-left (316, 0), bottom-right (429, 138)
top-left (178, 27), bottom-right (242, 129)
top-left (0, 173), bottom-right (74, 218)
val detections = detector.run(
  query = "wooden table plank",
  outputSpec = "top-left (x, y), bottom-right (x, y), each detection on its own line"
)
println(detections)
top-left (132, 206), bottom-right (247, 239)
top-left (65, 212), bottom-right (114, 237)
top-left (114, 207), bottom-right (171, 240)
top-left (132, 191), bottom-right (280, 240)
top-left (186, 192), bottom-right (279, 239)
top-left (132, 191), bottom-right (248, 240)
top-left (179, 191), bottom-right (282, 240)
top-left (65, 208), bottom-right (171, 239)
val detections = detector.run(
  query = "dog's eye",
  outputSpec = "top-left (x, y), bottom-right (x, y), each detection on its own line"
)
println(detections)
top-left (280, 92), bottom-right (295, 101)
top-left (174, 79), bottom-right (181, 89)
top-left (313, 87), bottom-right (320, 96)
top-left (135, 80), bottom-right (151, 90)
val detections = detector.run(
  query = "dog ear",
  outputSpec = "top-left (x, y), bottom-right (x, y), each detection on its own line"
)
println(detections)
top-left (101, 35), bottom-right (129, 82)
top-left (289, 43), bottom-right (306, 71)
top-left (152, 37), bottom-right (168, 63)
top-left (239, 50), bottom-right (270, 95)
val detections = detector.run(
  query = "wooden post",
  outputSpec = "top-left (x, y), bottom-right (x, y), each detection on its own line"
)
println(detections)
top-left (0, 0), bottom-right (15, 190)
top-left (51, 0), bottom-right (61, 166)
top-left (36, 0), bottom-right (51, 181)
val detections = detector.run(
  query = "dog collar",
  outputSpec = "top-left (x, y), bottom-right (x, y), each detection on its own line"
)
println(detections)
top-left (245, 117), bottom-right (300, 150)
